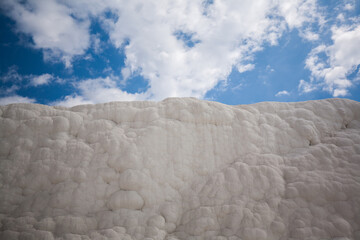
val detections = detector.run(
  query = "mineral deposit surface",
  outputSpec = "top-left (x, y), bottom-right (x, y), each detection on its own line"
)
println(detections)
top-left (0, 98), bottom-right (360, 240)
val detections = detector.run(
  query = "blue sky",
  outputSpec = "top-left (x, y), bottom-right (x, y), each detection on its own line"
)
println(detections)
top-left (0, 0), bottom-right (359, 106)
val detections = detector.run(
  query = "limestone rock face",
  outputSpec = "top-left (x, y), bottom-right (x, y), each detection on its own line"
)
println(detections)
top-left (0, 98), bottom-right (360, 240)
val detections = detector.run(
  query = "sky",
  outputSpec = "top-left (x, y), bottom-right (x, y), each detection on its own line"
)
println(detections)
top-left (0, 0), bottom-right (359, 107)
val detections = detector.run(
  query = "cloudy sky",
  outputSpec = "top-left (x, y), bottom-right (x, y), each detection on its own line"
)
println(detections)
top-left (0, 0), bottom-right (359, 106)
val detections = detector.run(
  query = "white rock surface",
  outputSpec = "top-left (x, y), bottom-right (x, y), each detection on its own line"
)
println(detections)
top-left (0, 98), bottom-right (360, 240)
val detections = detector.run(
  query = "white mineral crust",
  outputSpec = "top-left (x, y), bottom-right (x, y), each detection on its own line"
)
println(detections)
top-left (0, 98), bottom-right (359, 240)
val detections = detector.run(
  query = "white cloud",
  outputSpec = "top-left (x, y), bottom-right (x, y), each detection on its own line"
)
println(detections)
top-left (1, 85), bottom-right (20, 95)
top-left (266, 65), bottom-right (275, 73)
top-left (275, 90), bottom-right (290, 97)
top-left (298, 79), bottom-right (317, 94)
top-left (91, 34), bottom-right (102, 54)
top-left (31, 73), bottom-right (53, 86)
top-left (0, 0), bottom-right (90, 67)
top-left (232, 83), bottom-right (244, 92)
top-left (77, 77), bottom-right (148, 103)
top-left (337, 13), bottom-right (345, 22)
top-left (1, 0), bottom-right (323, 102)
top-left (355, 70), bottom-right (360, 82)
top-left (300, 28), bottom-right (320, 41)
top-left (52, 77), bottom-right (148, 107)
top-left (277, 0), bottom-right (323, 29)
top-left (237, 64), bottom-right (255, 73)
top-left (1, 67), bottom-right (57, 88)
top-left (305, 23), bottom-right (360, 96)
top-left (100, 0), bottom-right (321, 100)
top-left (0, 66), bottom-right (22, 83)
top-left (51, 95), bottom-right (92, 107)
top-left (0, 68), bottom-right (62, 104)
top-left (1, 67), bottom-right (22, 96)
top-left (0, 95), bottom-right (36, 105)
top-left (344, 3), bottom-right (355, 11)
top-left (333, 89), bottom-right (349, 97)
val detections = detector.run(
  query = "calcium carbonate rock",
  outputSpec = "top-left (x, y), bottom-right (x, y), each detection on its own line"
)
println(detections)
top-left (0, 97), bottom-right (360, 240)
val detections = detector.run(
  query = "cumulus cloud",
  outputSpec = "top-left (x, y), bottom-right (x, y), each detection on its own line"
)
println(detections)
top-left (305, 23), bottom-right (360, 96)
top-left (277, 0), bottom-right (323, 29)
top-left (0, 95), bottom-right (36, 105)
top-left (0, 0), bottom-right (90, 67)
top-left (275, 90), bottom-right (290, 97)
top-left (1, 0), bottom-right (323, 101)
top-left (52, 77), bottom-right (148, 107)
top-left (101, 0), bottom-right (321, 100)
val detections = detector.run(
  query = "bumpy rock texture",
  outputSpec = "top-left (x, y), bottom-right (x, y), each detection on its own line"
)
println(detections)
top-left (0, 98), bottom-right (360, 240)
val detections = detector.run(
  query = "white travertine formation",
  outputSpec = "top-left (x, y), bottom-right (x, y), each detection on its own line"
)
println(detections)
top-left (0, 98), bottom-right (360, 240)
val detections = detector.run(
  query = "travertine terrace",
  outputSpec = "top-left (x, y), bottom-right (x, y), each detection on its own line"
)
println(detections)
top-left (0, 98), bottom-right (359, 240)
